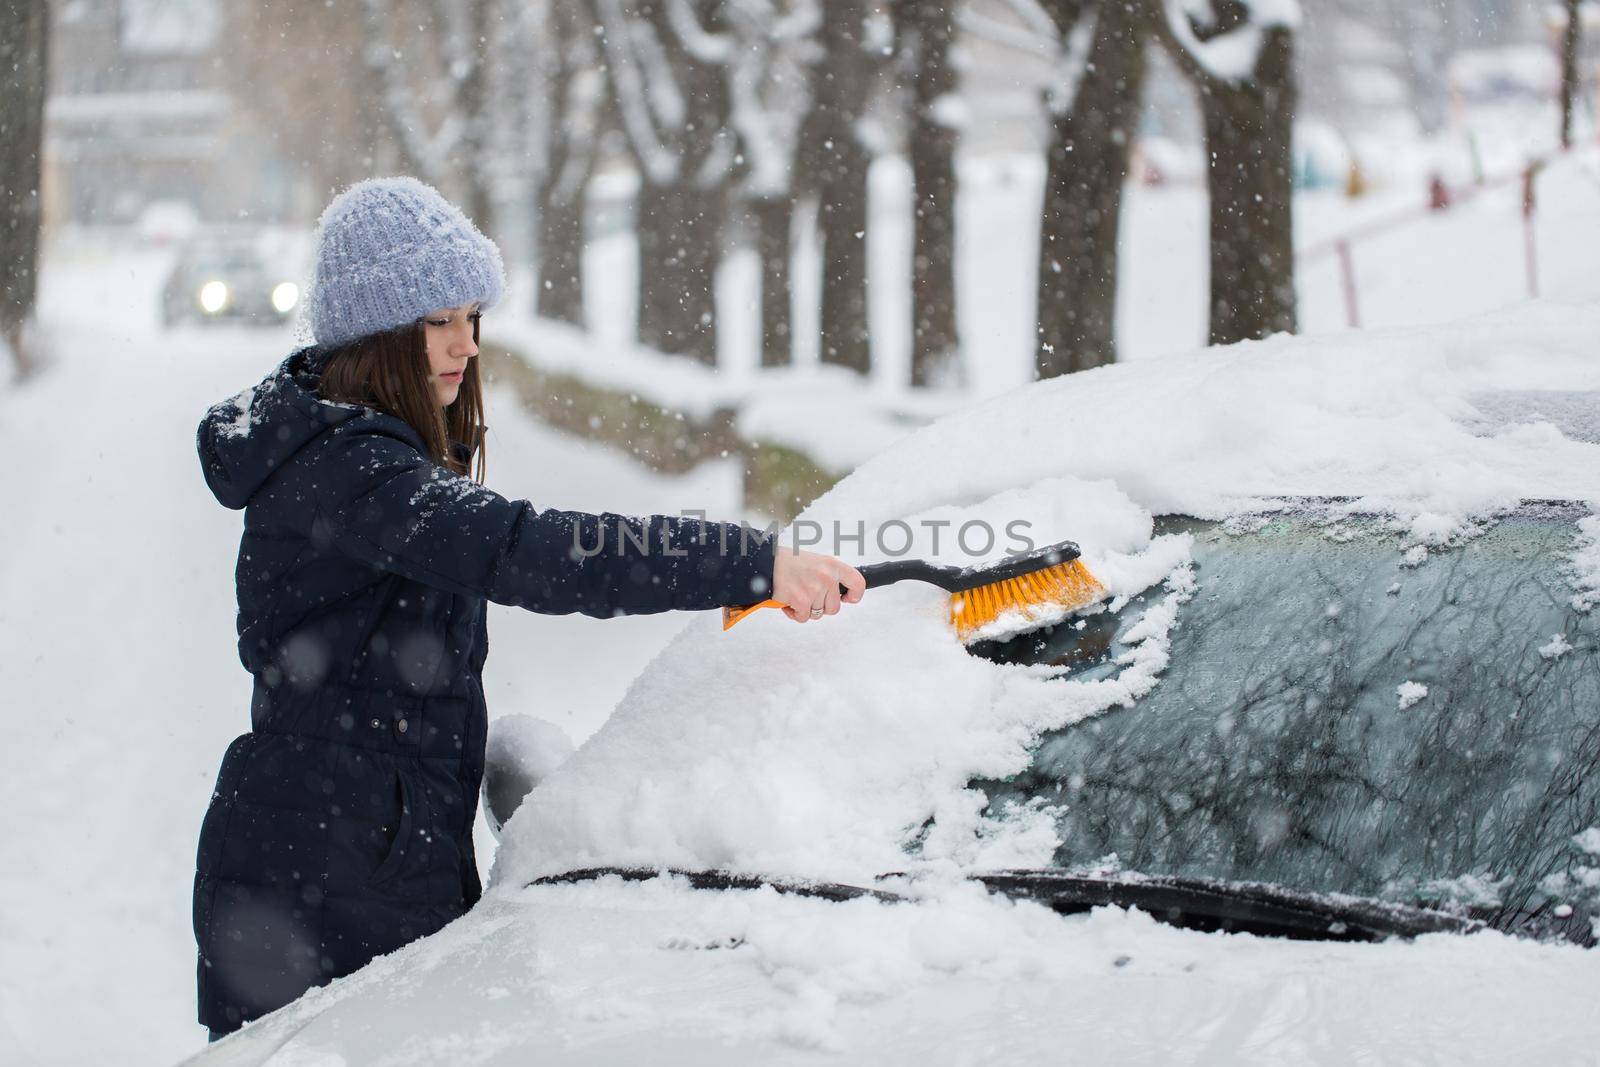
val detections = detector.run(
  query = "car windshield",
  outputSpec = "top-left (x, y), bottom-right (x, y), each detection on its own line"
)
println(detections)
top-left (969, 504), bottom-right (1600, 939)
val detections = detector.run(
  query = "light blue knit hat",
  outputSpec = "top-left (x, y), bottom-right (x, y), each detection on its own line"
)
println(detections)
top-left (307, 175), bottom-right (507, 349)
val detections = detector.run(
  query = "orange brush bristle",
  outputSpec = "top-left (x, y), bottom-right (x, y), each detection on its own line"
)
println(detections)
top-left (949, 558), bottom-right (1106, 642)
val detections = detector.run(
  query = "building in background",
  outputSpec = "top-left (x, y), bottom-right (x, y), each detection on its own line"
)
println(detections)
top-left (42, 0), bottom-right (297, 233)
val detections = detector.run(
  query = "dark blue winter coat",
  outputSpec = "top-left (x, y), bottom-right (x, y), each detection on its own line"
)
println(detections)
top-left (193, 343), bottom-right (775, 1033)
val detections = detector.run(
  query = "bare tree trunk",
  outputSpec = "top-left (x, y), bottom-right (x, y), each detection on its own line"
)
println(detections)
top-left (753, 197), bottom-right (793, 367)
top-left (1561, 0), bottom-right (1583, 149)
top-left (537, 191), bottom-right (587, 324)
top-left (636, 180), bottom-right (726, 365)
top-left (1153, 2), bottom-right (1298, 347)
top-left (1035, 0), bottom-right (1146, 379)
top-left (903, 0), bottom-right (961, 387)
top-left (816, 152), bottom-right (870, 374)
top-left (0, 0), bottom-right (49, 381)
top-left (803, 0), bottom-right (872, 375)
top-left (529, 0), bottom-right (596, 326)
top-left (1199, 27), bottom-right (1296, 345)
top-left (720, 0), bottom-right (818, 371)
top-left (607, 0), bottom-right (729, 365)
top-left (454, 0), bottom-right (495, 228)
top-left (667, 183), bottom-right (726, 365)
top-left (635, 180), bottom-right (677, 352)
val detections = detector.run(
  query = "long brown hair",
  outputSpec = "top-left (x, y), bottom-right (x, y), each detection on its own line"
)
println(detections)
top-left (316, 317), bottom-right (487, 482)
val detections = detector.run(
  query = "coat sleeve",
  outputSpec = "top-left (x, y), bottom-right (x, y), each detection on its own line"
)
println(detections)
top-left (308, 425), bottom-right (777, 618)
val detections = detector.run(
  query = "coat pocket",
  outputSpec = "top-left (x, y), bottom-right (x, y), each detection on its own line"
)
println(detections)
top-left (368, 770), bottom-right (413, 887)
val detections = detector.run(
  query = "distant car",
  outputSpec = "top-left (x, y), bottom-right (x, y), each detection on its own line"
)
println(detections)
top-left (162, 236), bottom-right (301, 329)
top-left (185, 306), bottom-right (1600, 1064)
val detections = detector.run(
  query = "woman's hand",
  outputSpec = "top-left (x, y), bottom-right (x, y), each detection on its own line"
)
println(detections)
top-left (771, 549), bottom-right (867, 623)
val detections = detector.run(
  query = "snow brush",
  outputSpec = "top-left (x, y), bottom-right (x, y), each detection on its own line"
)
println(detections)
top-left (721, 539), bottom-right (1107, 643)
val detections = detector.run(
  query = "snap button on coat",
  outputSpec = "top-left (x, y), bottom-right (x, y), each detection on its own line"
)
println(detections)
top-left (192, 344), bottom-right (776, 1035)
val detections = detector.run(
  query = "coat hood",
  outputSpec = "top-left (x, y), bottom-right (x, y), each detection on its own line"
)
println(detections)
top-left (198, 345), bottom-right (482, 510)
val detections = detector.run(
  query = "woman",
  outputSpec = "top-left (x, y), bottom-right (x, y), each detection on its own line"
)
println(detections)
top-left (192, 176), bottom-right (864, 1041)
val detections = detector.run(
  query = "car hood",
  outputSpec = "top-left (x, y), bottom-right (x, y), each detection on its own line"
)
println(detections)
top-left (182, 875), bottom-right (1600, 1066)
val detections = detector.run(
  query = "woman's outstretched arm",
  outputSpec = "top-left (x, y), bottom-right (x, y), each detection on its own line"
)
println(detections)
top-left (308, 421), bottom-right (776, 618)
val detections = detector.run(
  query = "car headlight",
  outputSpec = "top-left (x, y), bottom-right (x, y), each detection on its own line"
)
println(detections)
top-left (271, 282), bottom-right (300, 314)
top-left (198, 280), bottom-right (230, 314)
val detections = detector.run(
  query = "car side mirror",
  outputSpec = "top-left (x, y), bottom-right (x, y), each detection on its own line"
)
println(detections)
top-left (482, 714), bottom-right (576, 839)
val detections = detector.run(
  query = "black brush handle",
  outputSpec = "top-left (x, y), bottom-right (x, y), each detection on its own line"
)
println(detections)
top-left (839, 540), bottom-right (1083, 595)
top-left (845, 558), bottom-right (960, 594)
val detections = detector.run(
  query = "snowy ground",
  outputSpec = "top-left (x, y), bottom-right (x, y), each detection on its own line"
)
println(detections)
top-left (3, 128), bottom-right (1598, 1064)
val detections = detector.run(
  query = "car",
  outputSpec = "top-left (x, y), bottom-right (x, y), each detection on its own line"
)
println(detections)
top-left (186, 302), bottom-right (1600, 1064)
top-left (162, 232), bottom-right (302, 329)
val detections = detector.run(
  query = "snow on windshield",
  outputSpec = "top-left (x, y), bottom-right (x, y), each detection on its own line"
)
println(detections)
top-left (493, 476), bottom-right (1195, 886)
top-left (1571, 514), bottom-right (1600, 614)
top-left (492, 301), bottom-right (1600, 890)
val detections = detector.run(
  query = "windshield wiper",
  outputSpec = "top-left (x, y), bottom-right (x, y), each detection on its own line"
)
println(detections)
top-left (530, 866), bottom-right (901, 903)
top-left (530, 866), bottom-right (1479, 942)
top-left (973, 869), bottom-right (1481, 942)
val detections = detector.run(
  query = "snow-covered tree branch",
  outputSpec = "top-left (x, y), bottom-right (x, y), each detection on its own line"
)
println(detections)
top-left (1160, 0), bottom-right (1301, 83)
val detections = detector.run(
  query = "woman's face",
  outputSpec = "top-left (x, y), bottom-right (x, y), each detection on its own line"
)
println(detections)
top-left (422, 302), bottom-right (481, 407)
